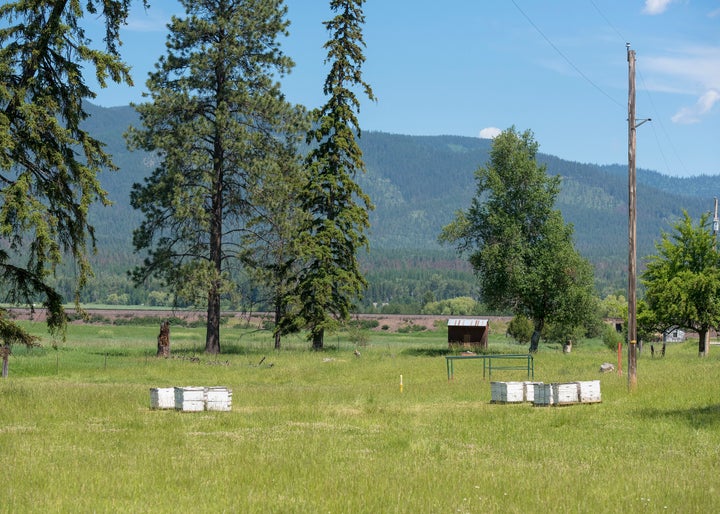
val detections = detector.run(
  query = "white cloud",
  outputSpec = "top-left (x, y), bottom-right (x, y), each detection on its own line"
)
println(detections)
top-left (643, 0), bottom-right (674, 15)
top-left (645, 50), bottom-right (720, 92)
top-left (672, 89), bottom-right (720, 124)
top-left (478, 127), bottom-right (501, 139)
top-left (643, 45), bottom-right (720, 123)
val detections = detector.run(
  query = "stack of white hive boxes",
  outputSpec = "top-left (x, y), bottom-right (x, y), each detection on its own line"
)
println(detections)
top-left (150, 386), bottom-right (232, 411)
top-left (490, 381), bottom-right (525, 403)
top-left (149, 387), bottom-right (175, 409)
top-left (174, 386), bottom-right (206, 412)
top-left (204, 386), bottom-right (233, 411)
top-left (576, 380), bottom-right (601, 403)
top-left (532, 380), bottom-right (601, 406)
top-left (491, 380), bottom-right (601, 406)
top-left (491, 381), bottom-right (543, 403)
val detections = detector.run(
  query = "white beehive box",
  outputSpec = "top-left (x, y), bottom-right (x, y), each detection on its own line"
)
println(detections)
top-left (576, 380), bottom-right (601, 403)
top-left (205, 387), bottom-right (232, 411)
top-left (523, 382), bottom-right (543, 402)
top-left (555, 383), bottom-right (579, 404)
top-left (490, 381), bottom-right (525, 403)
top-left (174, 386), bottom-right (205, 412)
top-left (149, 387), bottom-right (175, 409)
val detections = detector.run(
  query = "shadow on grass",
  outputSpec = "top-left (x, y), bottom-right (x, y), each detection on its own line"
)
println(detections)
top-left (169, 343), bottom-right (341, 357)
top-left (90, 349), bottom-right (133, 357)
top-left (401, 348), bottom-right (451, 357)
top-left (401, 348), bottom-right (533, 357)
top-left (638, 404), bottom-right (720, 429)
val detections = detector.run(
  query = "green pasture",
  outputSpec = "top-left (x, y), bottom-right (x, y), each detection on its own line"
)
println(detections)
top-left (1, 321), bottom-right (719, 513)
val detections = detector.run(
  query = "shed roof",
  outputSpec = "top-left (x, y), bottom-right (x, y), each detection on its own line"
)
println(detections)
top-left (447, 318), bottom-right (488, 327)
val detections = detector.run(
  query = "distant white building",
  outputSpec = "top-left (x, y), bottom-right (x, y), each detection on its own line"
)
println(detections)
top-left (663, 327), bottom-right (685, 343)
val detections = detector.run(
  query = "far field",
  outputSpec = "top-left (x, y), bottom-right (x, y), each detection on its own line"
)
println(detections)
top-left (1, 316), bottom-right (719, 513)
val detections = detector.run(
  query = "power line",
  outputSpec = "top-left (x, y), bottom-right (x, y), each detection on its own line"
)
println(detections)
top-left (589, 0), bottom-right (691, 176)
top-left (510, 0), bottom-right (625, 111)
top-left (589, 0), bottom-right (627, 42)
top-left (637, 69), bottom-right (690, 176)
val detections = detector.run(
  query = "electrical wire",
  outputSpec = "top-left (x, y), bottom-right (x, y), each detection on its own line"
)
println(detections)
top-left (590, 0), bottom-right (691, 176)
top-left (512, 0), bottom-right (700, 176)
top-left (510, 0), bottom-right (625, 111)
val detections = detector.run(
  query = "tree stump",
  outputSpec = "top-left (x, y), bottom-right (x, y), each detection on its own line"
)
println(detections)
top-left (1, 345), bottom-right (10, 378)
top-left (157, 321), bottom-right (170, 358)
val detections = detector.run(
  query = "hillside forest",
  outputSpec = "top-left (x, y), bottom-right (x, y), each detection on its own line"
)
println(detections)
top-left (45, 103), bottom-right (713, 315)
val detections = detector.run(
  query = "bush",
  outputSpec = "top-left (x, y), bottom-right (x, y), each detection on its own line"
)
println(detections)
top-left (506, 315), bottom-right (533, 344)
top-left (348, 326), bottom-right (370, 347)
top-left (543, 322), bottom-right (586, 346)
top-left (397, 323), bottom-right (426, 334)
top-left (347, 319), bottom-right (380, 330)
top-left (601, 323), bottom-right (624, 351)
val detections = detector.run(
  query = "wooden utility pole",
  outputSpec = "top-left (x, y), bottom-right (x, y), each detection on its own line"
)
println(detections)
top-left (627, 44), bottom-right (638, 391)
top-left (713, 197), bottom-right (718, 248)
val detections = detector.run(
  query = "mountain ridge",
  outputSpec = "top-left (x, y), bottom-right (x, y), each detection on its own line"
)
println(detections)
top-left (81, 103), bottom-right (713, 297)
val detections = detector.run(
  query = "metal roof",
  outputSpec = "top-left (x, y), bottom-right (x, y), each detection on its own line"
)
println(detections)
top-left (447, 318), bottom-right (488, 327)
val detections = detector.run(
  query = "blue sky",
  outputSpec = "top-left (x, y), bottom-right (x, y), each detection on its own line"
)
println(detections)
top-left (87, 0), bottom-right (720, 177)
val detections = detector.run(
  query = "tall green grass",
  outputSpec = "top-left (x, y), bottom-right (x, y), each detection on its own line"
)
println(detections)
top-left (1, 322), bottom-right (719, 512)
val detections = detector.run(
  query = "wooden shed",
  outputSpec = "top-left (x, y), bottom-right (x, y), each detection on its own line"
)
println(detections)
top-left (448, 318), bottom-right (489, 349)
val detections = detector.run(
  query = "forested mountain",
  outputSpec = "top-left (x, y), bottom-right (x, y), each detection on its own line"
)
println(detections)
top-left (76, 103), bottom-right (711, 307)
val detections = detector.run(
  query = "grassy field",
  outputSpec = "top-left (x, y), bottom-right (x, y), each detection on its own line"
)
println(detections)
top-left (1, 320), bottom-right (719, 513)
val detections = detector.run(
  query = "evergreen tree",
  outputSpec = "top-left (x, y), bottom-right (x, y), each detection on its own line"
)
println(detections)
top-left (0, 1), bottom-right (145, 365)
top-left (642, 211), bottom-right (720, 357)
top-left (295, 0), bottom-right (375, 349)
top-left (441, 127), bottom-right (596, 352)
top-left (241, 138), bottom-right (309, 350)
top-left (126, 0), bottom-right (306, 354)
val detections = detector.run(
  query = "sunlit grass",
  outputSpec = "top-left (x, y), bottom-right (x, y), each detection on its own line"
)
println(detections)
top-left (2, 322), bottom-right (719, 512)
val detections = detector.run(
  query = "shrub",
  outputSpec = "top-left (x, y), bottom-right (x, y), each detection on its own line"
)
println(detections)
top-left (506, 315), bottom-right (533, 344)
top-left (543, 322), bottom-right (586, 346)
top-left (347, 319), bottom-right (380, 330)
top-left (397, 323), bottom-right (426, 334)
top-left (348, 326), bottom-right (370, 347)
top-left (601, 323), bottom-right (624, 351)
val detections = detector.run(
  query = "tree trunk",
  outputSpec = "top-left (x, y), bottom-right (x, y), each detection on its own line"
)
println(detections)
top-left (156, 320), bottom-right (170, 357)
top-left (1, 344), bottom-right (9, 378)
top-left (698, 329), bottom-right (709, 357)
top-left (205, 284), bottom-right (221, 354)
top-left (205, 144), bottom-right (223, 355)
top-left (529, 320), bottom-right (544, 353)
top-left (529, 330), bottom-right (541, 353)
top-left (273, 300), bottom-right (281, 350)
top-left (312, 327), bottom-right (324, 350)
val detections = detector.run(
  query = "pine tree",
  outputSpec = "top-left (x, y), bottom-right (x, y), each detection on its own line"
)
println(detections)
top-left (241, 138), bottom-right (309, 350)
top-left (295, 0), bottom-right (375, 349)
top-left (126, 0), bottom-right (306, 354)
top-left (0, 1), bottom-right (145, 368)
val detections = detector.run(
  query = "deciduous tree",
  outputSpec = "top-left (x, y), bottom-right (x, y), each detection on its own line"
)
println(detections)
top-left (641, 211), bottom-right (720, 357)
top-left (441, 127), bottom-right (596, 352)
